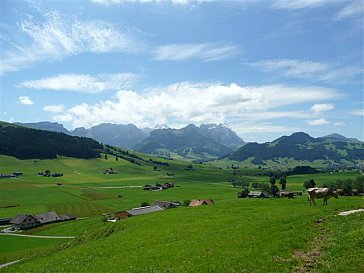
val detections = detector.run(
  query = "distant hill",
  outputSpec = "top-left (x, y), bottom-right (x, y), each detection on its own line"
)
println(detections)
top-left (72, 123), bottom-right (148, 149)
top-left (16, 122), bottom-right (71, 134)
top-left (0, 122), bottom-right (102, 159)
top-left (135, 124), bottom-right (244, 160)
top-left (227, 132), bottom-right (364, 165)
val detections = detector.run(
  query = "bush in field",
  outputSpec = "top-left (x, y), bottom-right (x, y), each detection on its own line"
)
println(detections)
top-left (141, 201), bottom-right (149, 207)
top-left (303, 179), bottom-right (316, 189)
top-left (183, 200), bottom-right (191, 206)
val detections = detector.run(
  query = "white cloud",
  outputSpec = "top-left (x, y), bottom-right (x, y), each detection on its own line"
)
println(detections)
top-left (248, 59), bottom-right (362, 83)
top-left (18, 73), bottom-right (139, 93)
top-left (154, 43), bottom-right (238, 62)
top-left (43, 104), bottom-right (65, 113)
top-left (53, 113), bottom-right (73, 122)
top-left (311, 103), bottom-right (334, 114)
top-left (51, 82), bottom-right (337, 128)
top-left (271, 0), bottom-right (335, 10)
top-left (18, 96), bottom-right (34, 105)
top-left (0, 9), bottom-right (141, 75)
top-left (233, 123), bottom-right (299, 134)
top-left (308, 118), bottom-right (330, 126)
top-left (335, 1), bottom-right (364, 20)
top-left (352, 109), bottom-right (364, 116)
top-left (334, 121), bottom-right (344, 126)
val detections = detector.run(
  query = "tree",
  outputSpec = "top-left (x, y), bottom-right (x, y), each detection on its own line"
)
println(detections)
top-left (303, 179), bottom-right (316, 189)
top-left (269, 176), bottom-right (276, 185)
top-left (183, 200), bottom-right (191, 206)
top-left (271, 184), bottom-right (279, 197)
top-left (279, 177), bottom-right (287, 190)
top-left (140, 201), bottom-right (149, 207)
top-left (115, 156), bottom-right (118, 161)
top-left (104, 154), bottom-right (108, 160)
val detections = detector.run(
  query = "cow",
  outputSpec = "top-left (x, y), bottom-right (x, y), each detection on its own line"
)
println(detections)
top-left (307, 188), bottom-right (338, 206)
top-left (335, 188), bottom-right (345, 196)
top-left (352, 189), bottom-right (359, 196)
top-left (279, 191), bottom-right (295, 199)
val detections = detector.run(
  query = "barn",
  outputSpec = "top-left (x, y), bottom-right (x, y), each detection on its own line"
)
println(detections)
top-left (189, 199), bottom-right (215, 207)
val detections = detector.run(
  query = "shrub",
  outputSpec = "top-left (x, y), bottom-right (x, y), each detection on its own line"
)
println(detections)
top-left (140, 201), bottom-right (149, 207)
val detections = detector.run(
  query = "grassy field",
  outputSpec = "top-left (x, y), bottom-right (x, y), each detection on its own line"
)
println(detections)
top-left (0, 154), bottom-right (363, 272)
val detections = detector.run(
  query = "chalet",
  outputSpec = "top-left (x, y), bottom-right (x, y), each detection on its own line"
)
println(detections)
top-left (144, 185), bottom-right (152, 191)
top-left (189, 199), bottom-right (215, 207)
top-left (10, 214), bottom-right (40, 230)
top-left (0, 174), bottom-right (16, 178)
top-left (33, 212), bottom-right (62, 225)
top-left (114, 211), bottom-right (132, 221)
top-left (248, 191), bottom-right (269, 198)
top-left (126, 206), bottom-right (163, 216)
top-left (153, 200), bottom-right (180, 209)
top-left (164, 182), bottom-right (174, 188)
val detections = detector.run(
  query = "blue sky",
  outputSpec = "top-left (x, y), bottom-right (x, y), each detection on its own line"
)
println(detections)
top-left (0, 0), bottom-right (363, 142)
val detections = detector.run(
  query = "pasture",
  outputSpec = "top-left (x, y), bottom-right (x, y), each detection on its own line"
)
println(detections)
top-left (0, 155), bottom-right (363, 272)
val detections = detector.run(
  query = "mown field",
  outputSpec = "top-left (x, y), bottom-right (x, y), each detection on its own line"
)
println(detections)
top-left (0, 154), bottom-right (363, 272)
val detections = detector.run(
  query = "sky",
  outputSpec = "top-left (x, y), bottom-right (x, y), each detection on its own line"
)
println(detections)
top-left (0, 0), bottom-right (363, 143)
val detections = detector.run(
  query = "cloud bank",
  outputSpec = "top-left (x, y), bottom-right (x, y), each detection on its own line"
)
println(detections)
top-left (52, 82), bottom-right (338, 130)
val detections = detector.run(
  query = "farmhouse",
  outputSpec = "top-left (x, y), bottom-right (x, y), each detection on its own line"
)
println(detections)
top-left (126, 206), bottom-right (163, 216)
top-left (33, 211), bottom-right (63, 224)
top-left (248, 191), bottom-right (269, 198)
top-left (60, 214), bottom-right (77, 221)
top-left (189, 199), bottom-right (214, 207)
top-left (153, 200), bottom-right (180, 209)
top-left (10, 214), bottom-right (40, 230)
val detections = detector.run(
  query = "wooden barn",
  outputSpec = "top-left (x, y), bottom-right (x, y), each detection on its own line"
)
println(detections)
top-left (189, 199), bottom-right (215, 207)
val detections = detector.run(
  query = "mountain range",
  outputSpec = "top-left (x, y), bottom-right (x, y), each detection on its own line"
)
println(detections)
top-left (227, 132), bottom-right (363, 165)
top-left (15, 121), bottom-right (244, 160)
top-left (12, 121), bottom-right (363, 165)
top-left (135, 123), bottom-right (244, 160)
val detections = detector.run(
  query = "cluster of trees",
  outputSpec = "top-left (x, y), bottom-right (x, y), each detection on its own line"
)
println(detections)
top-left (322, 176), bottom-right (364, 194)
top-left (0, 125), bottom-right (102, 159)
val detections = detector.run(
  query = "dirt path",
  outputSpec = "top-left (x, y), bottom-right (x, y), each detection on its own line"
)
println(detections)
top-left (293, 218), bottom-right (327, 272)
top-left (0, 260), bottom-right (21, 269)
top-left (338, 208), bottom-right (364, 216)
top-left (0, 233), bottom-right (74, 239)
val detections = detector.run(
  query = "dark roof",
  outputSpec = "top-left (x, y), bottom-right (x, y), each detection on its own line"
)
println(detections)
top-left (33, 212), bottom-right (62, 224)
top-left (10, 214), bottom-right (38, 225)
top-left (126, 206), bottom-right (163, 216)
top-left (60, 214), bottom-right (77, 221)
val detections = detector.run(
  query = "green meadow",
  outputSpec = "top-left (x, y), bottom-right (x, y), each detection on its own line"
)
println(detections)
top-left (0, 154), bottom-right (363, 272)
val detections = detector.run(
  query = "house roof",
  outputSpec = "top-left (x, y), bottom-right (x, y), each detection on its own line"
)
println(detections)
top-left (60, 214), bottom-right (77, 221)
top-left (126, 206), bottom-right (163, 216)
top-left (248, 191), bottom-right (269, 197)
top-left (33, 212), bottom-right (62, 224)
top-left (189, 199), bottom-right (214, 207)
top-left (10, 214), bottom-right (38, 225)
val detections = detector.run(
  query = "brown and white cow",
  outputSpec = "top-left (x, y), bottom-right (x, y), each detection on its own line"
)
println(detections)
top-left (335, 188), bottom-right (345, 196)
top-left (279, 191), bottom-right (295, 199)
top-left (307, 188), bottom-right (338, 206)
top-left (352, 189), bottom-right (359, 196)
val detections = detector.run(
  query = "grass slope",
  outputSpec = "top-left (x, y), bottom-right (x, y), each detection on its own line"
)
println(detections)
top-left (3, 197), bottom-right (364, 273)
top-left (0, 154), bottom-right (363, 272)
